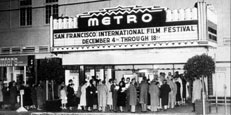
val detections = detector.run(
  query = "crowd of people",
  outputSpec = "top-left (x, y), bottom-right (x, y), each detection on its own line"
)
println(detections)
top-left (58, 71), bottom-right (191, 113)
top-left (0, 71), bottom-right (203, 113)
top-left (0, 80), bottom-right (46, 110)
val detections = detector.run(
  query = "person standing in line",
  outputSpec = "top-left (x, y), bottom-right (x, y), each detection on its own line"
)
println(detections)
top-left (172, 79), bottom-right (177, 108)
top-left (181, 73), bottom-right (187, 104)
top-left (125, 77), bottom-right (131, 112)
top-left (58, 82), bottom-right (65, 99)
top-left (36, 82), bottom-right (44, 110)
top-left (139, 77), bottom-right (149, 112)
top-left (79, 81), bottom-right (88, 111)
top-left (175, 78), bottom-right (182, 106)
top-left (149, 80), bottom-right (160, 112)
top-left (111, 79), bottom-right (118, 112)
top-left (38, 80), bottom-right (46, 105)
top-left (97, 80), bottom-right (108, 112)
top-left (117, 80), bottom-right (126, 112)
top-left (167, 72), bottom-right (176, 109)
top-left (60, 86), bottom-right (67, 109)
top-left (192, 77), bottom-right (202, 112)
top-left (86, 79), bottom-right (95, 111)
top-left (174, 71), bottom-right (183, 105)
top-left (9, 81), bottom-right (17, 110)
top-left (0, 81), bottom-right (3, 109)
top-left (76, 83), bottom-right (82, 110)
top-left (31, 84), bottom-right (37, 109)
top-left (67, 80), bottom-right (75, 110)
top-left (160, 79), bottom-right (171, 111)
top-left (107, 79), bottom-right (113, 111)
top-left (23, 83), bottom-right (33, 109)
top-left (92, 80), bottom-right (98, 111)
top-left (2, 83), bottom-right (10, 109)
top-left (128, 78), bottom-right (137, 113)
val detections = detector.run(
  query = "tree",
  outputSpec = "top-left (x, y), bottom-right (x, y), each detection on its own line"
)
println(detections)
top-left (184, 54), bottom-right (215, 115)
top-left (38, 58), bottom-right (64, 81)
top-left (184, 54), bottom-right (215, 80)
top-left (37, 58), bottom-right (64, 100)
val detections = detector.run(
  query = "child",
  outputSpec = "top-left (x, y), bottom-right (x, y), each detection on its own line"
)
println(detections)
top-left (60, 86), bottom-right (67, 109)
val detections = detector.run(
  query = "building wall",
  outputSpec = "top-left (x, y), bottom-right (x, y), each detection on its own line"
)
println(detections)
top-left (0, 0), bottom-right (230, 97)
top-left (0, 0), bottom-right (230, 49)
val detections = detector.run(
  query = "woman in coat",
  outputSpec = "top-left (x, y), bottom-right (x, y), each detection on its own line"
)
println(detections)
top-left (160, 79), bottom-right (171, 110)
top-left (2, 83), bottom-right (10, 108)
top-left (175, 80), bottom-right (182, 106)
top-left (139, 77), bottom-right (149, 112)
top-left (86, 79), bottom-right (97, 111)
top-left (67, 82), bottom-right (75, 110)
top-left (192, 77), bottom-right (202, 112)
top-left (149, 80), bottom-right (160, 112)
top-left (9, 81), bottom-right (17, 110)
top-left (79, 81), bottom-right (88, 111)
top-left (36, 83), bottom-right (44, 110)
top-left (31, 84), bottom-right (37, 109)
top-left (117, 80), bottom-right (126, 112)
top-left (23, 84), bottom-right (33, 109)
top-left (97, 80), bottom-right (108, 112)
top-left (111, 79), bottom-right (118, 112)
top-left (128, 78), bottom-right (137, 113)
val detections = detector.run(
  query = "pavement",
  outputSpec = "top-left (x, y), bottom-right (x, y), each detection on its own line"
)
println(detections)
top-left (0, 103), bottom-right (230, 115)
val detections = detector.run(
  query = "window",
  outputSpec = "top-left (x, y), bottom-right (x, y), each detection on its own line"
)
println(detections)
top-left (46, 0), bottom-right (58, 3)
top-left (20, 0), bottom-right (32, 6)
top-left (20, 0), bottom-right (32, 26)
top-left (45, 0), bottom-right (58, 24)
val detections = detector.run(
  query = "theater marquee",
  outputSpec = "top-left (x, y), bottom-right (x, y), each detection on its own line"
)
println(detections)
top-left (52, 6), bottom-right (199, 51)
top-left (54, 25), bottom-right (197, 46)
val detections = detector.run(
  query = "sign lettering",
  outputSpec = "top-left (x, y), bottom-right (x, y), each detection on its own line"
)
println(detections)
top-left (0, 56), bottom-right (28, 67)
top-left (78, 6), bottom-right (166, 31)
top-left (53, 25), bottom-right (197, 46)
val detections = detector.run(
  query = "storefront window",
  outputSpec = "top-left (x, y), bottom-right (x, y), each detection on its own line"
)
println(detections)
top-left (84, 65), bottom-right (114, 84)
top-left (115, 65), bottom-right (133, 83)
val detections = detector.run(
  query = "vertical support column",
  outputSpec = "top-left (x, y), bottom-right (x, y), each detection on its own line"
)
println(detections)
top-left (202, 75), bottom-right (206, 115)
top-left (46, 80), bottom-right (49, 100)
top-left (34, 59), bottom-right (38, 84)
top-left (24, 66), bottom-right (26, 85)
top-left (12, 66), bottom-right (15, 81)
top-left (99, 69), bottom-right (104, 81)
top-left (0, 67), bottom-right (3, 81)
top-left (106, 68), bottom-right (112, 84)
top-left (197, 2), bottom-right (208, 41)
top-left (79, 66), bottom-right (85, 85)
top-left (50, 16), bottom-right (53, 51)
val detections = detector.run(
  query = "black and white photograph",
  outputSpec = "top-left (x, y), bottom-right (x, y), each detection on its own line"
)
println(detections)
top-left (0, 0), bottom-right (230, 115)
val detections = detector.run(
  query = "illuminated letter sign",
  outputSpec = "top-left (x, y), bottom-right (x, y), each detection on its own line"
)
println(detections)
top-left (77, 6), bottom-right (166, 31)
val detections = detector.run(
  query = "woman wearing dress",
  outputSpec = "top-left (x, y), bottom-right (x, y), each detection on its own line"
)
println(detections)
top-left (79, 81), bottom-right (88, 111)
top-left (60, 86), bottom-right (67, 109)
top-left (107, 79), bottom-right (113, 111)
top-left (97, 80), bottom-right (108, 112)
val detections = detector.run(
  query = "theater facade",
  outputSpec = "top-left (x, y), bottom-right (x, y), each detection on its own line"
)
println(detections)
top-left (50, 2), bottom-right (218, 95)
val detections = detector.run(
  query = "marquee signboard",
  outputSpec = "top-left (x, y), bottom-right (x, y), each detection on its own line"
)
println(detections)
top-left (52, 6), bottom-right (199, 50)
top-left (54, 25), bottom-right (197, 46)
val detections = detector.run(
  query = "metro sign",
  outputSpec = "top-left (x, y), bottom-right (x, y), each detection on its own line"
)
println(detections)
top-left (77, 6), bottom-right (166, 31)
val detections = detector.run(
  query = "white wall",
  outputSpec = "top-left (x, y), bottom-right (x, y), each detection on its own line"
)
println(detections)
top-left (62, 47), bottom-right (209, 65)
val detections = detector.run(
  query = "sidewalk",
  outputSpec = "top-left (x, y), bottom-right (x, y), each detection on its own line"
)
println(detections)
top-left (0, 104), bottom-right (230, 115)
